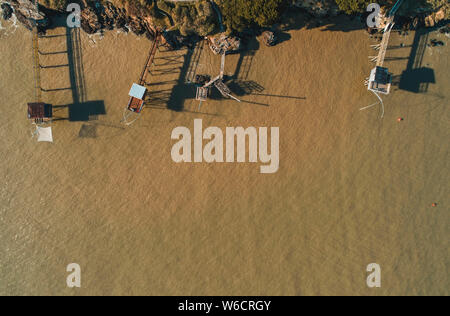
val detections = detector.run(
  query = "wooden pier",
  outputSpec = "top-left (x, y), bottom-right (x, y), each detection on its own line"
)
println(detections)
top-left (123, 31), bottom-right (162, 125)
top-left (138, 32), bottom-right (162, 86)
top-left (376, 20), bottom-right (395, 67)
top-left (32, 27), bottom-right (42, 103)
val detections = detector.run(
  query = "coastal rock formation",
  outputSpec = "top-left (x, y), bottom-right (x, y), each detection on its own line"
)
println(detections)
top-left (9, 0), bottom-right (47, 30)
top-left (4, 0), bottom-right (448, 49)
top-left (99, 2), bottom-right (127, 31)
top-left (79, 2), bottom-right (151, 36)
top-left (1, 3), bottom-right (13, 20)
top-left (127, 16), bottom-right (146, 35)
top-left (81, 2), bottom-right (131, 34)
top-left (80, 7), bottom-right (102, 34)
top-left (425, 8), bottom-right (448, 28)
top-left (291, 0), bottom-right (339, 17)
top-left (261, 31), bottom-right (276, 47)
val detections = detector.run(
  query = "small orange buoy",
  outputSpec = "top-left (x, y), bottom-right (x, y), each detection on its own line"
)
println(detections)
top-left (432, 203), bottom-right (437, 207)
top-left (397, 117), bottom-right (404, 122)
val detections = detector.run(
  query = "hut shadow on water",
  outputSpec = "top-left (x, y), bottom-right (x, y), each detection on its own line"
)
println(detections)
top-left (392, 27), bottom-right (436, 94)
top-left (41, 24), bottom-right (106, 133)
top-left (164, 48), bottom-right (196, 112)
top-left (279, 7), bottom-right (366, 33)
top-left (65, 27), bottom-right (105, 122)
top-left (224, 36), bottom-right (306, 106)
top-left (142, 47), bottom-right (195, 112)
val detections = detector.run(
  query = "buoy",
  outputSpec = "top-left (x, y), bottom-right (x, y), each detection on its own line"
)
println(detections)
top-left (397, 117), bottom-right (404, 122)
top-left (432, 203), bottom-right (437, 207)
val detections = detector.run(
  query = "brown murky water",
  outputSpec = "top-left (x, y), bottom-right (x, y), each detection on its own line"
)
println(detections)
top-left (0, 14), bottom-right (448, 295)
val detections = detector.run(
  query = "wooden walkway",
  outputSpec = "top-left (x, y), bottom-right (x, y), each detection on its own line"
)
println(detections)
top-left (376, 20), bottom-right (395, 67)
top-left (138, 32), bottom-right (162, 86)
top-left (186, 40), bottom-right (204, 83)
top-left (32, 27), bottom-right (42, 103)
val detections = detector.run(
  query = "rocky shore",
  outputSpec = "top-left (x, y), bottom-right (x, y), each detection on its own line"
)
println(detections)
top-left (1, 0), bottom-right (449, 47)
top-left (1, 2), bottom-right (13, 20)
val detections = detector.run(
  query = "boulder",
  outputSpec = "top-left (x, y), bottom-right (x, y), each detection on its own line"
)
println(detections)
top-left (10, 0), bottom-right (44, 20)
top-left (128, 17), bottom-right (146, 35)
top-left (99, 2), bottom-right (127, 31)
top-left (1, 3), bottom-right (13, 20)
top-left (262, 31), bottom-right (276, 46)
top-left (425, 15), bottom-right (435, 27)
top-left (424, 8), bottom-right (448, 28)
top-left (81, 7), bottom-right (102, 34)
top-left (435, 9), bottom-right (445, 23)
top-left (10, 0), bottom-right (48, 30)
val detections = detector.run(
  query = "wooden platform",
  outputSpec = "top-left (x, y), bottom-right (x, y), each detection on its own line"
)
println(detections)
top-left (28, 103), bottom-right (52, 120)
top-left (196, 87), bottom-right (209, 101)
top-left (127, 97), bottom-right (145, 113)
top-left (214, 80), bottom-right (231, 97)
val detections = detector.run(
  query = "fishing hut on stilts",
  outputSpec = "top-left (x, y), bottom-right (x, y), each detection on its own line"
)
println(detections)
top-left (122, 30), bottom-right (162, 126)
top-left (195, 52), bottom-right (241, 110)
top-left (362, 0), bottom-right (404, 118)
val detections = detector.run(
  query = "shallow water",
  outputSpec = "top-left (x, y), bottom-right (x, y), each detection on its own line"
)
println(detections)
top-left (0, 15), bottom-right (448, 295)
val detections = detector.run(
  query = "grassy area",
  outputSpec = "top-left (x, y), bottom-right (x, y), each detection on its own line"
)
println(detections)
top-left (156, 0), bottom-right (218, 36)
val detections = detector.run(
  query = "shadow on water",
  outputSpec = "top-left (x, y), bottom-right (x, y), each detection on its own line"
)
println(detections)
top-left (65, 27), bottom-right (105, 121)
top-left (165, 48), bottom-right (196, 112)
top-left (393, 28), bottom-right (436, 94)
top-left (144, 46), bottom-right (196, 112)
top-left (227, 80), bottom-right (264, 96)
top-left (276, 31), bottom-right (292, 45)
top-left (224, 36), bottom-right (306, 105)
top-left (233, 37), bottom-right (259, 80)
top-left (39, 21), bottom-right (106, 128)
top-left (279, 8), bottom-right (366, 33)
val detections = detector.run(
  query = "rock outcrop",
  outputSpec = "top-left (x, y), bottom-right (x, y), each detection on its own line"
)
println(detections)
top-left (79, 2), bottom-right (155, 37)
top-left (1, 2), bottom-right (13, 20)
top-left (9, 0), bottom-right (48, 30)
top-left (80, 6), bottom-right (102, 34)
top-left (291, 0), bottom-right (339, 17)
top-left (81, 2), bottom-right (131, 34)
top-left (3, 0), bottom-right (448, 49)
top-left (424, 8), bottom-right (448, 28)
top-left (261, 31), bottom-right (276, 47)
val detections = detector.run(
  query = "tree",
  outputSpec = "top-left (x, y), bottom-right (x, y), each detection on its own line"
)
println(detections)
top-left (334, 0), bottom-right (393, 14)
top-left (334, 0), bottom-right (374, 14)
top-left (219, 0), bottom-right (288, 32)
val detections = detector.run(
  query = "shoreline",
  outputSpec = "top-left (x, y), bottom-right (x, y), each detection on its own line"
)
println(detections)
top-left (2, 1), bottom-right (449, 48)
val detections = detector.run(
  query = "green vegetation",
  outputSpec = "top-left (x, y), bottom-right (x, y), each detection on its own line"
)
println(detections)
top-left (38, 0), bottom-right (450, 36)
top-left (157, 0), bottom-right (217, 36)
top-left (415, 0), bottom-right (450, 18)
top-left (41, 0), bottom-right (69, 11)
top-left (334, 0), bottom-right (378, 14)
top-left (335, 0), bottom-right (449, 17)
top-left (218, 0), bottom-right (288, 32)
